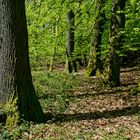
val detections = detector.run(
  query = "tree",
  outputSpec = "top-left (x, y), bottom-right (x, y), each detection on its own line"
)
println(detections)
top-left (86, 0), bottom-right (106, 76)
top-left (65, 9), bottom-right (77, 73)
top-left (103, 0), bottom-right (126, 86)
top-left (25, 0), bottom-right (94, 71)
top-left (49, 17), bottom-right (60, 72)
top-left (121, 0), bottom-right (140, 67)
top-left (0, 0), bottom-right (45, 125)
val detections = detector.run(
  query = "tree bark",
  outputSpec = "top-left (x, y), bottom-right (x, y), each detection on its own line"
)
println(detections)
top-left (104, 0), bottom-right (126, 86)
top-left (49, 18), bottom-right (59, 72)
top-left (65, 10), bottom-right (77, 73)
top-left (0, 0), bottom-right (45, 125)
top-left (86, 0), bottom-right (106, 77)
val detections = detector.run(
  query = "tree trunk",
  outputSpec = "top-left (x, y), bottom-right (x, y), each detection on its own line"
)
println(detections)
top-left (49, 18), bottom-right (59, 72)
top-left (65, 10), bottom-right (77, 73)
top-left (103, 0), bottom-right (126, 86)
top-left (86, 0), bottom-right (106, 77)
top-left (0, 0), bottom-right (45, 125)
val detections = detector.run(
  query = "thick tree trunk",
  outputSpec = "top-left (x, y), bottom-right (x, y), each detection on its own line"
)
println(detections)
top-left (0, 0), bottom-right (45, 125)
top-left (104, 0), bottom-right (126, 86)
top-left (86, 0), bottom-right (106, 77)
top-left (65, 10), bottom-right (77, 73)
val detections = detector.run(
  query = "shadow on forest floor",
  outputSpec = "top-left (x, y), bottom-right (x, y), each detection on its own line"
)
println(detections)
top-left (39, 82), bottom-right (137, 100)
top-left (67, 82), bottom-right (137, 99)
top-left (52, 105), bottom-right (140, 123)
top-left (67, 87), bottom-right (135, 99)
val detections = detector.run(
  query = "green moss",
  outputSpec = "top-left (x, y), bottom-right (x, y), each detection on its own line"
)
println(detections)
top-left (4, 97), bottom-right (20, 127)
top-left (138, 82), bottom-right (140, 90)
top-left (95, 69), bottom-right (102, 76)
top-left (85, 65), bottom-right (96, 77)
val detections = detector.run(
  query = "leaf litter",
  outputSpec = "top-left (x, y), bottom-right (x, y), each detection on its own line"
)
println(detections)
top-left (22, 67), bottom-right (140, 139)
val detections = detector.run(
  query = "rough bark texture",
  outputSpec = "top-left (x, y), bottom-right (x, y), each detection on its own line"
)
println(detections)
top-left (86, 0), bottom-right (106, 77)
top-left (65, 10), bottom-right (77, 73)
top-left (104, 0), bottom-right (126, 86)
top-left (0, 0), bottom-right (45, 125)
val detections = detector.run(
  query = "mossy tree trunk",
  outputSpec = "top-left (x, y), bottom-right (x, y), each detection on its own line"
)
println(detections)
top-left (103, 0), bottom-right (126, 86)
top-left (0, 0), bottom-right (45, 125)
top-left (86, 0), bottom-right (106, 77)
top-left (65, 10), bottom-right (77, 73)
top-left (49, 19), bottom-right (59, 72)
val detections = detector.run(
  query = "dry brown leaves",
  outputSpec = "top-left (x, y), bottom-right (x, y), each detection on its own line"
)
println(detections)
top-left (23, 67), bottom-right (140, 140)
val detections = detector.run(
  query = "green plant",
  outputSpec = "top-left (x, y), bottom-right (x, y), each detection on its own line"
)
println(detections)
top-left (32, 71), bottom-right (80, 114)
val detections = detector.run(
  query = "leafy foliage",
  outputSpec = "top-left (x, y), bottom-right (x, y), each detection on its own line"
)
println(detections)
top-left (1, 0), bottom-right (140, 139)
top-left (25, 0), bottom-right (140, 71)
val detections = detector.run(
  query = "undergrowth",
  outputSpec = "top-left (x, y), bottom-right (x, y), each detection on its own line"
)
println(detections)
top-left (0, 71), bottom-right (139, 139)
top-left (32, 71), bottom-right (81, 114)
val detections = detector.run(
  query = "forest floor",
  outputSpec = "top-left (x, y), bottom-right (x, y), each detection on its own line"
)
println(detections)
top-left (24, 66), bottom-right (140, 140)
top-left (0, 66), bottom-right (140, 140)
